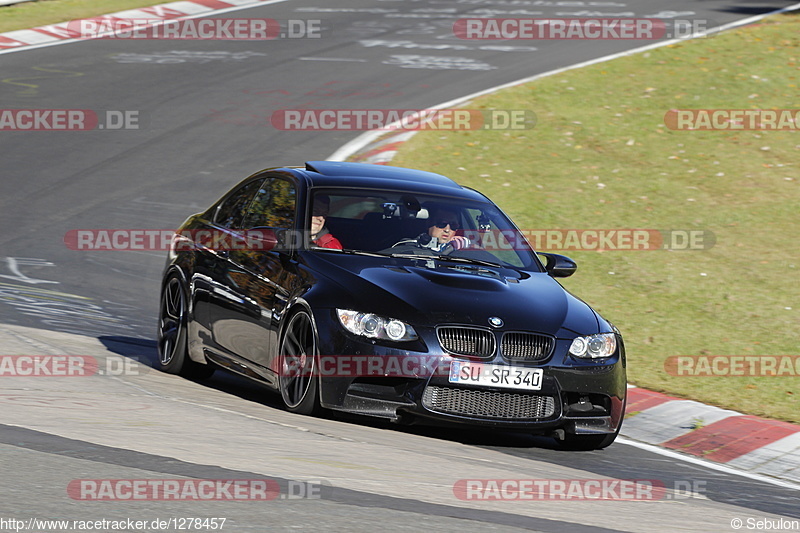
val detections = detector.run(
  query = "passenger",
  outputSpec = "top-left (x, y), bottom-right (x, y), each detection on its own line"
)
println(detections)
top-left (310, 196), bottom-right (343, 250)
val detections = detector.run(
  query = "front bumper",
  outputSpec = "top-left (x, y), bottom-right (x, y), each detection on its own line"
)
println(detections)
top-left (314, 310), bottom-right (627, 434)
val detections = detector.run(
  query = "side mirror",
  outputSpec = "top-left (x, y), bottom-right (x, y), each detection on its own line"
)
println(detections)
top-left (247, 227), bottom-right (293, 252)
top-left (538, 252), bottom-right (577, 278)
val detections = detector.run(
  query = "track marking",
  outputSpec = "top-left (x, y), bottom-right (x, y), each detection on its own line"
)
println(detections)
top-left (1, 66), bottom-right (84, 97)
top-left (0, 281), bottom-right (87, 299)
top-left (0, 258), bottom-right (58, 285)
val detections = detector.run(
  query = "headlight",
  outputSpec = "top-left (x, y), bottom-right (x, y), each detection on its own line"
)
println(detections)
top-left (336, 309), bottom-right (418, 342)
top-left (569, 333), bottom-right (616, 359)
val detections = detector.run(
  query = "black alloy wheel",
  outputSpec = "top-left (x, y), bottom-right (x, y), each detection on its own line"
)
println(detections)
top-left (157, 275), bottom-right (214, 380)
top-left (278, 310), bottom-right (322, 415)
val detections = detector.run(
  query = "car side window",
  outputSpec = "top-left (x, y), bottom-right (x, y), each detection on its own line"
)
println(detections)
top-left (243, 178), bottom-right (296, 229)
top-left (214, 179), bottom-right (264, 230)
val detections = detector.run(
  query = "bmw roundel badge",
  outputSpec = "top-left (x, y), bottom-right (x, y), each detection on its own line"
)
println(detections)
top-left (488, 317), bottom-right (504, 328)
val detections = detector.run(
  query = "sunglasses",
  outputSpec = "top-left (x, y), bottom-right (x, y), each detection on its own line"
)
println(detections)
top-left (434, 219), bottom-right (460, 230)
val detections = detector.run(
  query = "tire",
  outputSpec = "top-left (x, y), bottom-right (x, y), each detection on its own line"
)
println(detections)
top-left (157, 274), bottom-right (215, 380)
top-left (278, 310), bottom-right (322, 416)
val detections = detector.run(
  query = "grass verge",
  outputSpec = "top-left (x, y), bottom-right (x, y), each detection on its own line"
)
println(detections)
top-left (389, 13), bottom-right (800, 423)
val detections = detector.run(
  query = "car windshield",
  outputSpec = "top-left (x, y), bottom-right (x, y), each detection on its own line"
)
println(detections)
top-left (307, 188), bottom-right (540, 271)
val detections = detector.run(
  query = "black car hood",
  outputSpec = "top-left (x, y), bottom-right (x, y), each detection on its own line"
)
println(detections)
top-left (303, 253), bottom-right (600, 336)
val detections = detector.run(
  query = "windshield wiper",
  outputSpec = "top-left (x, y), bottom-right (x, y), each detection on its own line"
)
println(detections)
top-left (315, 248), bottom-right (390, 258)
top-left (389, 252), bottom-right (504, 269)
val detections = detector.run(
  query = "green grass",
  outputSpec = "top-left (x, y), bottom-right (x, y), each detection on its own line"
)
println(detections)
top-left (388, 14), bottom-right (800, 423)
top-left (0, 0), bottom-right (170, 33)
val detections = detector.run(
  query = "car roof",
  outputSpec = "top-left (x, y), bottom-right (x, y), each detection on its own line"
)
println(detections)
top-left (269, 161), bottom-right (490, 202)
top-left (304, 161), bottom-right (458, 187)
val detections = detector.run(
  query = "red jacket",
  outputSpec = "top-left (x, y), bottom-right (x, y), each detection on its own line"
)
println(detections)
top-left (313, 231), bottom-right (343, 250)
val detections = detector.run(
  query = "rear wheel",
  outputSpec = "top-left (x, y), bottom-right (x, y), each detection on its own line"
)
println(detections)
top-left (278, 310), bottom-right (322, 416)
top-left (157, 274), bottom-right (215, 380)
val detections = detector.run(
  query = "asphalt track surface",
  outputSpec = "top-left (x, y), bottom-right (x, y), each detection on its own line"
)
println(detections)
top-left (1, 0), bottom-right (799, 531)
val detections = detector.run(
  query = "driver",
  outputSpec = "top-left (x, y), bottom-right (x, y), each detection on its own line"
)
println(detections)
top-left (396, 207), bottom-right (471, 252)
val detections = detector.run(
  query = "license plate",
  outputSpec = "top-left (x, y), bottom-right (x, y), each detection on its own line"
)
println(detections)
top-left (448, 361), bottom-right (543, 391)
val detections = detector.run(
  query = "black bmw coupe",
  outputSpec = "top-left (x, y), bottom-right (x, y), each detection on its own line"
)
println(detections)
top-left (157, 161), bottom-right (626, 449)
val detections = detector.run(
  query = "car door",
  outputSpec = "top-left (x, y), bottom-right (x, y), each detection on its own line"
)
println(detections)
top-left (229, 176), bottom-right (298, 375)
top-left (195, 178), bottom-right (267, 367)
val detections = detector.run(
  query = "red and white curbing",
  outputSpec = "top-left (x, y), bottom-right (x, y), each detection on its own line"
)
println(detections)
top-left (347, 131), bottom-right (418, 165)
top-left (0, 0), bottom-right (281, 51)
top-left (624, 386), bottom-right (800, 483)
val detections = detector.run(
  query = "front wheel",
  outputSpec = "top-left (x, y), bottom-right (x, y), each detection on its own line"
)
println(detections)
top-left (278, 310), bottom-right (323, 416)
top-left (157, 274), bottom-right (214, 380)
